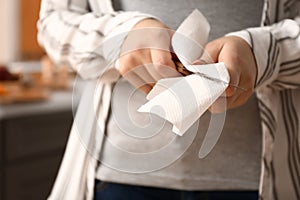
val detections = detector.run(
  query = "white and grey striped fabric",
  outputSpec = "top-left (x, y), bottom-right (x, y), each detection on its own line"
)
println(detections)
top-left (228, 1), bottom-right (300, 199)
top-left (37, 0), bottom-right (300, 199)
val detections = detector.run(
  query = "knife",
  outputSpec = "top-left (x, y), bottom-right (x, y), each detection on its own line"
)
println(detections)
top-left (175, 61), bottom-right (246, 91)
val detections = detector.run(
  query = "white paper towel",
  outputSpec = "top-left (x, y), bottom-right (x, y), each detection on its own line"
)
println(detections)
top-left (138, 10), bottom-right (230, 136)
top-left (172, 9), bottom-right (210, 66)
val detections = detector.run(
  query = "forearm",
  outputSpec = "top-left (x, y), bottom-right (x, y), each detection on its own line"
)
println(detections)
top-left (37, 0), bottom-right (154, 79)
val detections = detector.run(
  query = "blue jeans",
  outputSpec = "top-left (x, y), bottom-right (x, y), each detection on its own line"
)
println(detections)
top-left (94, 180), bottom-right (258, 200)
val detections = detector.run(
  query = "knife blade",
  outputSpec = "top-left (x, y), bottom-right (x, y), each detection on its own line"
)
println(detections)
top-left (174, 61), bottom-right (246, 91)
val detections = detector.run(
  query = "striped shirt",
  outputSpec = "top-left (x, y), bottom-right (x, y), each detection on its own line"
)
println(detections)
top-left (37, 0), bottom-right (300, 199)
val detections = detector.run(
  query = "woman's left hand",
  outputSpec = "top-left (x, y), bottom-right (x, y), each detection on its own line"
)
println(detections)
top-left (200, 36), bottom-right (258, 112)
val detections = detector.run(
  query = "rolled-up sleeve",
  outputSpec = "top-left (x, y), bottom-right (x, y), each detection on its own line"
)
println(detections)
top-left (227, 16), bottom-right (300, 90)
top-left (37, 0), bottom-right (154, 79)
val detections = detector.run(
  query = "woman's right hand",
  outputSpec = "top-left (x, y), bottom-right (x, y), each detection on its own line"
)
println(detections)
top-left (117, 19), bottom-right (181, 93)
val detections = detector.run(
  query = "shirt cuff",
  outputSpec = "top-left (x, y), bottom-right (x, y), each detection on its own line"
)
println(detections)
top-left (78, 13), bottom-right (157, 80)
top-left (226, 27), bottom-right (275, 88)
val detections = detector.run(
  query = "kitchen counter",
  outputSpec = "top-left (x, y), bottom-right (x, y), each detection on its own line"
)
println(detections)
top-left (0, 90), bottom-right (74, 119)
top-left (0, 62), bottom-right (80, 200)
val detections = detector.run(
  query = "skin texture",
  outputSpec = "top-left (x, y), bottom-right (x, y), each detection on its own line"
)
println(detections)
top-left (117, 19), bottom-right (258, 112)
top-left (117, 19), bottom-right (181, 93)
top-left (201, 36), bottom-right (258, 113)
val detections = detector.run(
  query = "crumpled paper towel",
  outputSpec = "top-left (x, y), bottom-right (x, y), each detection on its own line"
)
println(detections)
top-left (138, 9), bottom-right (230, 136)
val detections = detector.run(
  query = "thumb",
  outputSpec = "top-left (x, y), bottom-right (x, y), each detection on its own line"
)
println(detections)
top-left (199, 42), bottom-right (222, 64)
top-left (198, 41), bottom-right (237, 97)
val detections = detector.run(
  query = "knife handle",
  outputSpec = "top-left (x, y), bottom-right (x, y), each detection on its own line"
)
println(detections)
top-left (174, 61), bottom-right (193, 76)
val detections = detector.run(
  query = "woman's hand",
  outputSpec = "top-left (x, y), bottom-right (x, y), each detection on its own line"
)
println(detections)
top-left (117, 19), bottom-right (180, 93)
top-left (200, 36), bottom-right (258, 112)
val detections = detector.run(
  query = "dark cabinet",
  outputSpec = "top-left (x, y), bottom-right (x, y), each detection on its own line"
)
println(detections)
top-left (0, 110), bottom-right (73, 200)
top-left (5, 155), bottom-right (63, 200)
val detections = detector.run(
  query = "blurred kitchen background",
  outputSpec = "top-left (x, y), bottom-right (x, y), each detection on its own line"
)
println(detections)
top-left (0, 0), bottom-right (76, 199)
top-left (0, 0), bottom-right (43, 62)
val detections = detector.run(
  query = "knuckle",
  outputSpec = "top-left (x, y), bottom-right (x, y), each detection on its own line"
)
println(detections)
top-left (118, 64), bottom-right (130, 75)
top-left (204, 42), bottom-right (214, 51)
top-left (120, 54), bottom-right (135, 64)
top-left (154, 58), bottom-right (170, 67)
top-left (133, 48), bottom-right (147, 55)
top-left (206, 41), bottom-right (214, 47)
top-left (205, 38), bottom-right (222, 50)
top-left (118, 56), bottom-right (136, 75)
top-left (153, 63), bottom-right (165, 72)
top-left (153, 29), bottom-right (170, 41)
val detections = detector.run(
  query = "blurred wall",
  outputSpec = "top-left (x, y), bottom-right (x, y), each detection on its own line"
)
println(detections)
top-left (0, 0), bottom-right (44, 64)
top-left (20, 0), bottom-right (44, 60)
top-left (0, 0), bottom-right (19, 64)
